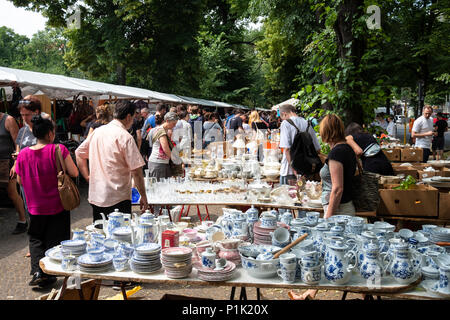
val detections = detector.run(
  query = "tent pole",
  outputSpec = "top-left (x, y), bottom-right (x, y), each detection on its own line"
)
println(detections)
top-left (52, 99), bottom-right (56, 121)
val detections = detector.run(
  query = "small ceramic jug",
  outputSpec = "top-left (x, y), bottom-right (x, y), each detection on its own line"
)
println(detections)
top-left (201, 247), bottom-right (216, 269)
top-left (245, 205), bottom-right (259, 222)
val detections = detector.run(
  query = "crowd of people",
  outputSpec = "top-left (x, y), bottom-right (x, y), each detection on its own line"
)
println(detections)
top-left (2, 93), bottom-right (448, 292)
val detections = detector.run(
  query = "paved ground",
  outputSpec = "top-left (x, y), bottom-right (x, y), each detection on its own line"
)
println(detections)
top-left (0, 182), bottom-right (391, 301)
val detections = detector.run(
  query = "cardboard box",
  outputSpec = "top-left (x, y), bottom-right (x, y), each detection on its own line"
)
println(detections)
top-left (392, 162), bottom-right (423, 169)
top-left (400, 148), bottom-right (423, 162)
top-left (439, 192), bottom-right (450, 220)
top-left (419, 167), bottom-right (450, 180)
top-left (377, 184), bottom-right (438, 217)
top-left (393, 166), bottom-right (418, 179)
top-left (418, 171), bottom-right (436, 180)
top-left (383, 148), bottom-right (401, 162)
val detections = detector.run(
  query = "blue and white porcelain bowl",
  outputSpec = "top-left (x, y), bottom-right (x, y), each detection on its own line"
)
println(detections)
top-left (113, 255), bottom-right (129, 272)
top-left (237, 245), bottom-right (260, 258)
top-left (87, 246), bottom-right (105, 262)
top-left (104, 239), bottom-right (119, 253)
top-left (240, 253), bottom-right (280, 279)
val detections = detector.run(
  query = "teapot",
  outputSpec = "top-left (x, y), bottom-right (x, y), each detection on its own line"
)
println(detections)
top-left (100, 209), bottom-right (124, 238)
top-left (359, 241), bottom-right (387, 283)
top-left (385, 242), bottom-right (421, 284)
top-left (324, 240), bottom-right (357, 285)
top-left (133, 210), bottom-right (156, 226)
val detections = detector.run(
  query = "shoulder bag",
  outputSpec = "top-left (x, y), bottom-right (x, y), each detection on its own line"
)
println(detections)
top-left (351, 158), bottom-right (380, 212)
top-left (55, 144), bottom-right (80, 211)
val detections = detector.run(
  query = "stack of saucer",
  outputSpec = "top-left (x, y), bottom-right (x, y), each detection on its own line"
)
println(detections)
top-left (130, 243), bottom-right (162, 274)
top-left (253, 221), bottom-right (289, 245)
top-left (60, 240), bottom-right (87, 257)
top-left (429, 227), bottom-right (450, 244)
top-left (112, 227), bottom-right (133, 243)
top-left (161, 247), bottom-right (193, 279)
top-left (77, 253), bottom-right (113, 273)
top-left (196, 261), bottom-right (236, 282)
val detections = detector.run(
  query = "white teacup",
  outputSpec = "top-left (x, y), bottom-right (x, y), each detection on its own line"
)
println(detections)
top-left (62, 255), bottom-right (77, 271)
top-left (277, 268), bottom-right (296, 283)
top-left (279, 253), bottom-right (297, 266)
top-left (271, 227), bottom-right (290, 244)
top-left (301, 265), bottom-right (322, 285)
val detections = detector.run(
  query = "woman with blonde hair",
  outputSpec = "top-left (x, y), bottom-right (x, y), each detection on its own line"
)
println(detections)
top-left (248, 110), bottom-right (260, 128)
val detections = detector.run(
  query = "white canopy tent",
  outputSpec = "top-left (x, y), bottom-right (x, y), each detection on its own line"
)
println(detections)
top-left (0, 66), bottom-right (251, 110)
top-left (0, 66), bottom-right (103, 99)
top-left (271, 98), bottom-right (299, 111)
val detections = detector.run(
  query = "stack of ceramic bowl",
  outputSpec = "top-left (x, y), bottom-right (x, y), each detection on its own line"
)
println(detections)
top-left (130, 243), bottom-right (162, 274)
top-left (60, 240), bottom-right (87, 257)
top-left (253, 221), bottom-right (289, 245)
top-left (112, 227), bottom-right (133, 243)
top-left (196, 261), bottom-right (236, 282)
top-left (161, 247), bottom-right (193, 279)
top-left (77, 253), bottom-right (113, 273)
top-left (429, 227), bottom-right (450, 244)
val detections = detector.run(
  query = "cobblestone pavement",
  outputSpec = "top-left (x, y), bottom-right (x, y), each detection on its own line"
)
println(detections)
top-left (0, 182), bottom-right (393, 301)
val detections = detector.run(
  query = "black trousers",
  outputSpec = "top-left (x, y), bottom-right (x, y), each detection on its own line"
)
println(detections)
top-left (91, 200), bottom-right (132, 223)
top-left (28, 210), bottom-right (70, 275)
top-left (422, 148), bottom-right (431, 163)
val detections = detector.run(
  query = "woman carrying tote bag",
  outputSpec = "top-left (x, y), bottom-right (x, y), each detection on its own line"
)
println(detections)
top-left (15, 115), bottom-right (79, 288)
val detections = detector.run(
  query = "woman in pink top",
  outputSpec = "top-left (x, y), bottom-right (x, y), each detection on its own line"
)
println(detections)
top-left (15, 115), bottom-right (78, 288)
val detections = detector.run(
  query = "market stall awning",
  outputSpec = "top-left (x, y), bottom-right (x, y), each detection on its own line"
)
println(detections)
top-left (272, 98), bottom-right (299, 111)
top-left (0, 66), bottom-right (104, 99)
top-left (0, 65), bottom-right (251, 110)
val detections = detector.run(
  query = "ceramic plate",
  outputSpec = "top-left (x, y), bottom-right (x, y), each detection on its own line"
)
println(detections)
top-left (162, 247), bottom-right (192, 256)
top-left (77, 253), bottom-right (113, 267)
top-left (113, 227), bottom-right (132, 235)
top-left (136, 243), bottom-right (161, 252)
top-left (131, 266), bottom-right (162, 274)
top-left (61, 239), bottom-right (86, 247)
top-left (45, 246), bottom-right (64, 262)
top-left (79, 265), bottom-right (112, 273)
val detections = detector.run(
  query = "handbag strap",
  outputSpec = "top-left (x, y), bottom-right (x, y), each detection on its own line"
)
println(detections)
top-left (55, 144), bottom-right (66, 174)
top-left (355, 156), bottom-right (364, 176)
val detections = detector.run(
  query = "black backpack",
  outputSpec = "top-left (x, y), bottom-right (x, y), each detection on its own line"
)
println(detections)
top-left (286, 119), bottom-right (323, 175)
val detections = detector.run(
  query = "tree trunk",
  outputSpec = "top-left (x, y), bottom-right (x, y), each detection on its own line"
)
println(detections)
top-left (116, 64), bottom-right (126, 85)
top-left (333, 0), bottom-right (366, 126)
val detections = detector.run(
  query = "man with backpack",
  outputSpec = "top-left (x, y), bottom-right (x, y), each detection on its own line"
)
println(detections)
top-left (279, 104), bottom-right (321, 185)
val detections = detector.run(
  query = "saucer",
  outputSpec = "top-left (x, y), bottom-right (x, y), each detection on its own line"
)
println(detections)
top-left (45, 246), bottom-right (64, 262)
top-left (135, 243), bottom-right (161, 254)
top-left (78, 253), bottom-right (113, 267)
